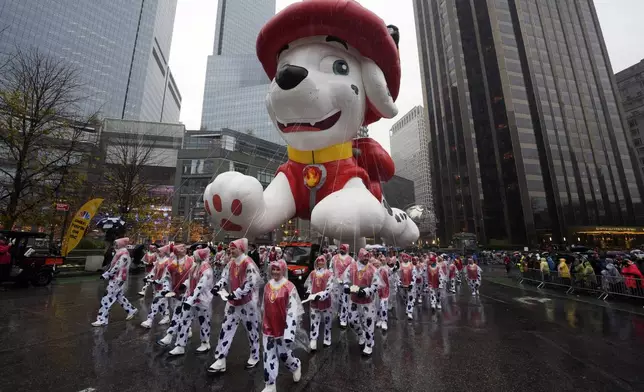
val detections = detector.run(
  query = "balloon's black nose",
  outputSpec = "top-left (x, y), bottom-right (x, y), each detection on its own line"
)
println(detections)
top-left (276, 65), bottom-right (308, 90)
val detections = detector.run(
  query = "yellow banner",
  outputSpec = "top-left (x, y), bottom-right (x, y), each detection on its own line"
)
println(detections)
top-left (62, 198), bottom-right (104, 256)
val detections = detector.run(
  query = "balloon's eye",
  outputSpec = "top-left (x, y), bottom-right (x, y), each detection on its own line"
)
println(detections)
top-left (333, 60), bottom-right (349, 76)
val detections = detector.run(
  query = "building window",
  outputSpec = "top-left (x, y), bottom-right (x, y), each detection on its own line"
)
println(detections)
top-left (629, 118), bottom-right (638, 128)
top-left (233, 162), bottom-right (248, 175)
top-left (634, 138), bottom-right (642, 146)
top-left (257, 169), bottom-right (274, 187)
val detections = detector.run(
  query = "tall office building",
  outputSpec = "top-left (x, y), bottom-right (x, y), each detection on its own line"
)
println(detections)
top-left (414, 0), bottom-right (643, 246)
top-left (616, 60), bottom-right (644, 175)
top-left (200, 0), bottom-right (282, 144)
top-left (389, 106), bottom-right (436, 235)
top-left (0, 0), bottom-right (181, 123)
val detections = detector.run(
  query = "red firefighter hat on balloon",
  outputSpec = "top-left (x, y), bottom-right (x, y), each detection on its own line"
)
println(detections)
top-left (256, 0), bottom-right (401, 125)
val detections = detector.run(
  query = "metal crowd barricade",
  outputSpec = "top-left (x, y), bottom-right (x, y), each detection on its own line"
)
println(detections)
top-left (518, 268), bottom-right (644, 302)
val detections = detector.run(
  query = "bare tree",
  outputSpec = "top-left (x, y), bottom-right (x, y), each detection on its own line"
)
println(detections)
top-left (0, 49), bottom-right (98, 228)
top-left (102, 132), bottom-right (161, 216)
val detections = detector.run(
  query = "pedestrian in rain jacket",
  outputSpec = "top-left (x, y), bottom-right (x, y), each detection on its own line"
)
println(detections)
top-left (621, 259), bottom-right (643, 291)
top-left (558, 258), bottom-right (571, 282)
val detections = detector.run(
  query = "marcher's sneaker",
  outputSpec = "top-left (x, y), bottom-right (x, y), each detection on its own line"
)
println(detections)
top-left (437, 303), bottom-right (442, 310)
top-left (340, 321), bottom-right (347, 328)
top-left (358, 337), bottom-right (366, 346)
top-left (476, 290), bottom-right (480, 296)
top-left (375, 321), bottom-right (382, 329)
top-left (126, 309), bottom-right (138, 320)
top-left (196, 342), bottom-right (211, 353)
top-left (450, 289), bottom-right (456, 294)
top-left (138, 290), bottom-right (146, 296)
top-left (418, 297), bottom-right (423, 304)
top-left (140, 319), bottom-right (152, 329)
top-left (381, 322), bottom-right (388, 331)
top-left (159, 316), bottom-right (170, 325)
top-left (157, 334), bottom-right (173, 346)
top-left (309, 340), bottom-right (317, 351)
top-left (169, 346), bottom-right (185, 356)
top-left (208, 358), bottom-right (226, 373)
top-left (362, 345), bottom-right (373, 356)
top-left (407, 313), bottom-right (413, 320)
top-left (293, 363), bottom-right (302, 382)
top-left (261, 384), bottom-right (277, 392)
top-left (323, 340), bottom-right (332, 347)
top-left (91, 320), bottom-right (107, 327)
top-left (188, 328), bottom-right (193, 338)
top-left (245, 356), bottom-right (259, 369)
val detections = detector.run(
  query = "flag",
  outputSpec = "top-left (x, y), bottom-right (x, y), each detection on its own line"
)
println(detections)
top-left (62, 198), bottom-right (104, 256)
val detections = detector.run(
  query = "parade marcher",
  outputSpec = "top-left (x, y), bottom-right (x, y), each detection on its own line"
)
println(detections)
top-left (426, 257), bottom-right (442, 311)
top-left (466, 257), bottom-right (483, 296)
top-left (373, 257), bottom-right (390, 331)
top-left (448, 260), bottom-right (457, 294)
top-left (342, 248), bottom-right (382, 356)
top-left (169, 248), bottom-right (215, 355)
top-left (157, 244), bottom-right (195, 346)
top-left (260, 259), bottom-right (304, 392)
top-left (386, 255), bottom-right (399, 311)
top-left (437, 255), bottom-right (449, 289)
top-left (92, 237), bottom-right (138, 326)
top-left (412, 256), bottom-right (424, 304)
top-left (208, 238), bottom-right (262, 373)
top-left (331, 244), bottom-right (354, 327)
top-left (213, 244), bottom-right (228, 282)
top-left (304, 255), bottom-right (334, 351)
top-left (454, 256), bottom-right (464, 284)
top-left (140, 244), bottom-right (172, 328)
top-left (139, 244), bottom-right (158, 296)
top-left (398, 253), bottom-right (416, 320)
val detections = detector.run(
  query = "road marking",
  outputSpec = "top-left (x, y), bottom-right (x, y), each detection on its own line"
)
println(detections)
top-left (479, 294), bottom-right (509, 304)
top-left (78, 388), bottom-right (96, 392)
top-left (515, 296), bottom-right (552, 305)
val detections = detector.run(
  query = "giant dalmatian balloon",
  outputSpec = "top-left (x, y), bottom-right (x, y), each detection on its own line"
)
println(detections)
top-left (203, 0), bottom-right (419, 245)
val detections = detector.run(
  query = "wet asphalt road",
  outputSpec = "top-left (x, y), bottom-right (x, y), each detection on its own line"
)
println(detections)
top-left (1, 272), bottom-right (644, 392)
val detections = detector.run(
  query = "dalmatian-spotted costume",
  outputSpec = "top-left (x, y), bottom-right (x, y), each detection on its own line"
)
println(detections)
top-left (260, 259), bottom-right (304, 392)
top-left (371, 257), bottom-right (390, 331)
top-left (427, 262), bottom-right (442, 311)
top-left (92, 237), bottom-right (138, 326)
top-left (342, 248), bottom-right (382, 356)
top-left (169, 248), bottom-right (215, 355)
top-left (140, 244), bottom-right (173, 328)
top-left (397, 253), bottom-right (417, 320)
top-left (139, 244), bottom-right (158, 296)
top-left (304, 255), bottom-right (335, 350)
top-left (466, 258), bottom-right (483, 296)
top-left (454, 257), bottom-right (464, 284)
top-left (157, 244), bottom-right (194, 346)
top-left (330, 244), bottom-right (353, 327)
top-left (437, 257), bottom-right (449, 289)
top-left (213, 244), bottom-right (227, 282)
top-left (208, 238), bottom-right (262, 373)
top-left (448, 261), bottom-right (458, 294)
top-left (412, 256), bottom-right (425, 304)
top-left (203, 0), bottom-right (419, 249)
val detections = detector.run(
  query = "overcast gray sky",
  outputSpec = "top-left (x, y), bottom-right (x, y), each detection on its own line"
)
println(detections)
top-left (169, 0), bottom-right (644, 152)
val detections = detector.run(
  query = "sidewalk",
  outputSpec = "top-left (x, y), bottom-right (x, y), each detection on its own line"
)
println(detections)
top-left (484, 272), bottom-right (644, 316)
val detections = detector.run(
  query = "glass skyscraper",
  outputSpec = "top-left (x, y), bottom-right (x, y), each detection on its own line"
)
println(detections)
top-left (200, 0), bottom-right (282, 145)
top-left (0, 0), bottom-right (181, 123)
top-left (414, 0), bottom-right (643, 246)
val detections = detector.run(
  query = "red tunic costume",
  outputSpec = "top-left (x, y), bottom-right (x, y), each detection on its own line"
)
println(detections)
top-left (144, 252), bottom-right (157, 273)
top-left (186, 262), bottom-right (212, 302)
top-left (467, 264), bottom-right (479, 280)
top-left (262, 280), bottom-right (296, 337)
top-left (377, 267), bottom-right (390, 299)
top-left (153, 257), bottom-right (170, 291)
top-left (332, 254), bottom-right (353, 281)
top-left (310, 270), bottom-right (333, 310)
top-left (399, 263), bottom-right (413, 287)
top-left (348, 262), bottom-right (377, 305)
top-left (168, 256), bottom-right (194, 293)
top-left (228, 257), bottom-right (254, 306)
top-left (427, 265), bottom-right (440, 289)
top-left (277, 138), bottom-right (394, 220)
top-left (449, 263), bottom-right (457, 279)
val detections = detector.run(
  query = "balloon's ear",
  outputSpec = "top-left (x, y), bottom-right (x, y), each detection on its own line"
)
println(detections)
top-left (361, 57), bottom-right (398, 119)
top-left (387, 25), bottom-right (400, 48)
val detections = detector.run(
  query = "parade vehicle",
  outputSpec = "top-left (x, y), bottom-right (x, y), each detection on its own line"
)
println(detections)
top-left (279, 241), bottom-right (321, 293)
top-left (0, 230), bottom-right (64, 287)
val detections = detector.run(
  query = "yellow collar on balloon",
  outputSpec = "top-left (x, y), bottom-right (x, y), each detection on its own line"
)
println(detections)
top-left (287, 142), bottom-right (353, 164)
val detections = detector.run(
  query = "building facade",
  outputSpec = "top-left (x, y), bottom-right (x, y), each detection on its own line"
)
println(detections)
top-left (200, 0), bottom-right (281, 144)
top-left (616, 60), bottom-right (644, 175)
top-left (414, 0), bottom-right (644, 247)
top-left (173, 129), bottom-right (288, 243)
top-left (0, 0), bottom-right (181, 123)
top-left (382, 176), bottom-right (416, 210)
top-left (389, 106), bottom-right (436, 236)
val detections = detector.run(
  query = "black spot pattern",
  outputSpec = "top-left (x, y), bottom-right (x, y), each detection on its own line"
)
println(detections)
top-left (182, 303), bottom-right (191, 311)
top-left (291, 320), bottom-right (296, 327)
top-left (351, 303), bottom-right (357, 311)
top-left (241, 308), bottom-right (246, 315)
top-left (270, 362), bottom-right (275, 370)
top-left (227, 306), bottom-right (235, 315)
top-left (222, 340), bottom-right (229, 347)
top-left (351, 84), bottom-right (359, 95)
top-left (198, 315), bottom-right (205, 324)
top-left (219, 330), bottom-right (225, 340)
top-left (279, 353), bottom-right (288, 362)
top-left (179, 333), bottom-right (184, 338)
top-left (245, 321), bottom-right (253, 331)
top-left (264, 369), bottom-right (270, 382)
top-left (395, 215), bottom-right (401, 223)
top-left (383, 199), bottom-right (393, 216)
top-left (366, 318), bottom-right (373, 327)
